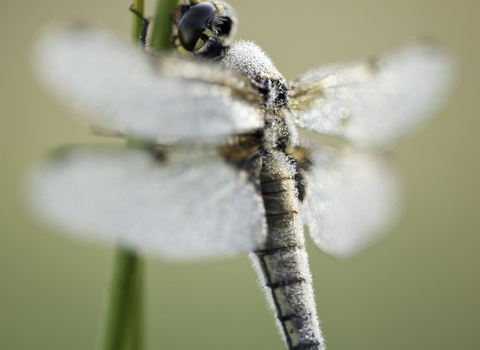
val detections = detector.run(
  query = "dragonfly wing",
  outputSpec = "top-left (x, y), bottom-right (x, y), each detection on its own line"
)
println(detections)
top-left (290, 41), bottom-right (454, 149)
top-left (26, 146), bottom-right (266, 260)
top-left (34, 24), bottom-right (264, 141)
top-left (297, 140), bottom-right (402, 258)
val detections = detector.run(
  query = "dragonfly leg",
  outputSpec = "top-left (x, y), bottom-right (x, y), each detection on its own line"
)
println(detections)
top-left (129, 4), bottom-right (151, 48)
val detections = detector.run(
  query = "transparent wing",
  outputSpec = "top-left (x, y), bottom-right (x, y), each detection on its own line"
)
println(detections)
top-left (26, 146), bottom-right (266, 260)
top-left (289, 41), bottom-right (454, 149)
top-left (34, 24), bottom-right (264, 141)
top-left (298, 139), bottom-right (402, 258)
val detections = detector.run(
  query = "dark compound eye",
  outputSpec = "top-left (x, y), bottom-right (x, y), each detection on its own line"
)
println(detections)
top-left (178, 2), bottom-right (216, 52)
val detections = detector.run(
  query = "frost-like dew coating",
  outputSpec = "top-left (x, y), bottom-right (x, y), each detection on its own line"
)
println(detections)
top-left (27, 146), bottom-right (266, 260)
top-left (34, 25), bottom-right (264, 141)
top-left (298, 142), bottom-right (402, 258)
top-left (290, 41), bottom-right (454, 149)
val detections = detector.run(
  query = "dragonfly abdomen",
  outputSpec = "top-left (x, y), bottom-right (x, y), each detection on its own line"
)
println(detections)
top-left (251, 151), bottom-right (324, 350)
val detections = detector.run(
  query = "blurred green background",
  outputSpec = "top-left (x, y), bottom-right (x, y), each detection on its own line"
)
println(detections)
top-left (1, 0), bottom-right (478, 349)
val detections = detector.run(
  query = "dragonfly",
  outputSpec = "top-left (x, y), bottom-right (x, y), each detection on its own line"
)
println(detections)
top-left (27, 1), bottom-right (454, 349)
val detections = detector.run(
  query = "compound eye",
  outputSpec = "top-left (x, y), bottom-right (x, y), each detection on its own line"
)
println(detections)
top-left (178, 2), bottom-right (216, 52)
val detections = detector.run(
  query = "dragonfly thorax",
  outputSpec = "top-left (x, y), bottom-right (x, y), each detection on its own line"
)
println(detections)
top-left (221, 40), bottom-right (289, 112)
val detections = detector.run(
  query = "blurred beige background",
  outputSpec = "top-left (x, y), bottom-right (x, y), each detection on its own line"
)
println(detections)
top-left (1, 0), bottom-right (478, 349)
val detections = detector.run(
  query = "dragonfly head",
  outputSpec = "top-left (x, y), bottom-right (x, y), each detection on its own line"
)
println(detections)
top-left (172, 1), bottom-right (237, 59)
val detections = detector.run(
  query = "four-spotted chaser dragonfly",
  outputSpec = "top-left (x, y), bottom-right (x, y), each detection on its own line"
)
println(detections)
top-left (27, 1), bottom-right (454, 349)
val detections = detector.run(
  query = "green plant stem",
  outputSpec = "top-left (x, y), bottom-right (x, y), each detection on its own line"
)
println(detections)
top-left (98, 1), bottom-right (176, 349)
top-left (128, 3), bottom-right (145, 347)
top-left (97, 2), bottom-right (147, 350)
top-left (128, 259), bottom-right (144, 350)
top-left (151, 0), bottom-right (179, 52)
top-left (98, 248), bottom-right (139, 350)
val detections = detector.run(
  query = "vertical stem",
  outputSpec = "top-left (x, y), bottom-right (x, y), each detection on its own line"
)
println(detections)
top-left (97, 248), bottom-right (139, 350)
top-left (129, 260), bottom-right (144, 350)
top-left (128, 4), bottom-right (146, 349)
top-left (97, 2), bottom-right (147, 350)
top-left (98, 1), bottom-right (176, 349)
top-left (150, 0), bottom-right (178, 52)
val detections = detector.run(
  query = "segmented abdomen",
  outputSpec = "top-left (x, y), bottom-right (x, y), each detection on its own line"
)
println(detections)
top-left (251, 150), bottom-right (324, 350)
